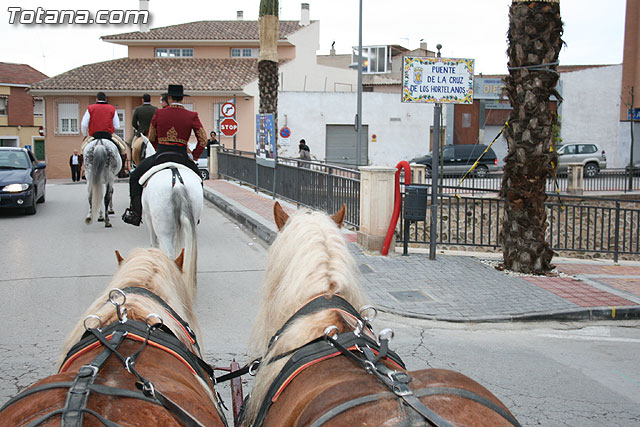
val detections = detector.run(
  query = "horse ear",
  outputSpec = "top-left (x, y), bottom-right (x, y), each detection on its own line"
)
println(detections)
top-left (174, 249), bottom-right (185, 272)
top-left (331, 204), bottom-right (346, 228)
top-left (115, 250), bottom-right (125, 265)
top-left (274, 201), bottom-right (289, 231)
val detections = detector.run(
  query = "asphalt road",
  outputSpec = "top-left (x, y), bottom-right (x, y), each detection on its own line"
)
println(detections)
top-left (0, 181), bottom-right (639, 426)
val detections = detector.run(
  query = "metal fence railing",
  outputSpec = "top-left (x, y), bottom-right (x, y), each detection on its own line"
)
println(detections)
top-left (420, 169), bottom-right (640, 194)
top-left (217, 149), bottom-right (361, 227)
top-left (400, 186), bottom-right (640, 261)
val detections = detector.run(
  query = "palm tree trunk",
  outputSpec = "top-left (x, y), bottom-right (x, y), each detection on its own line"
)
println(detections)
top-left (500, 0), bottom-right (563, 274)
top-left (258, 0), bottom-right (279, 121)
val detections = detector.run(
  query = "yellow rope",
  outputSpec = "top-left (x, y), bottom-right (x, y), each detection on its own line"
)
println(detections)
top-left (455, 121), bottom-right (508, 198)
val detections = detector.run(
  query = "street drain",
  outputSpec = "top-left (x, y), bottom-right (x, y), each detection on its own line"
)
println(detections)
top-left (389, 290), bottom-right (434, 303)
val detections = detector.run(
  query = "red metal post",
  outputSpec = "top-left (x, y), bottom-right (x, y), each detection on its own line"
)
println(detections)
top-left (381, 161), bottom-right (412, 255)
top-left (230, 359), bottom-right (244, 425)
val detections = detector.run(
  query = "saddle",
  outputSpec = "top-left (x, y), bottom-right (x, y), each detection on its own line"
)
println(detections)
top-left (81, 135), bottom-right (127, 155)
top-left (139, 162), bottom-right (202, 186)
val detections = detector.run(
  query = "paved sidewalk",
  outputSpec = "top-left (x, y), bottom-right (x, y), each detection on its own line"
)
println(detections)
top-left (204, 179), bottom-right (640, 322)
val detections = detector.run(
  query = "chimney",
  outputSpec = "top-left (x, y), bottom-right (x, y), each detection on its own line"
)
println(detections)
top-left (330, 41), bottom-right (336, 56)
top-left (139, 0), bottom-right (149, 32)
top-left (237, 10), bottom-right (243, 21)
top-left (420, 41), bottom-right (428, 51)
top-left (300, 3), bottom-right (310, 26)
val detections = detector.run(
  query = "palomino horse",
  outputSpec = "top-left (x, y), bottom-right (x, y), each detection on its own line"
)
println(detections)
top-left (0, 248), bottom-right (226, 426)
top-left (136, 135), bottom-right (203, 289)
top-left (83, 138), bottom-right (122, 227)
top-left (243, 202), bottom-right (522, 427)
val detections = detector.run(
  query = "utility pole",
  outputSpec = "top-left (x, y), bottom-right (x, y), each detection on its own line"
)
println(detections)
top-left (630, 87), bottom-right (635, 191)
top-left (356, 0), bottom-right (363, 166)
top-left (429, 44), bottom-right (442, 260)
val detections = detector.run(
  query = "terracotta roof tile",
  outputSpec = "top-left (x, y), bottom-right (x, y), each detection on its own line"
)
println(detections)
top-left (30, 58), bottom-right (264, 92)
top-left (102, 20), bottom-right (304, 41)
top-left (0, 62), bottom-right (48, 85)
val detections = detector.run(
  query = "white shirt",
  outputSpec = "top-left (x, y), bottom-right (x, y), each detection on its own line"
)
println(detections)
top-left (71, 154), bottom-right (79, 165)
top-left (80, 101), bottom-right (120, 136)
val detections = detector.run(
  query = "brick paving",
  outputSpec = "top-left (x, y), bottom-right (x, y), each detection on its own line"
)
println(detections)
top-left (204, 178), bottom-right (640, 322)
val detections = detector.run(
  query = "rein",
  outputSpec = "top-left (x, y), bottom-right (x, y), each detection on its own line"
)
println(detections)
top-left (0, 289), bottom-right (226, 427)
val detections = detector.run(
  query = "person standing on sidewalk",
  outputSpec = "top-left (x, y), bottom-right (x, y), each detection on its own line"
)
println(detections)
top-left (69, 149), bottom-right (82, 182)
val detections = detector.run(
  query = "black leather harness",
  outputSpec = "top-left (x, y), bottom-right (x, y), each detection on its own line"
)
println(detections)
top-left (247, 295), bottom-right (522, 427)
top-left (0, 290), bottom-right (227, 427)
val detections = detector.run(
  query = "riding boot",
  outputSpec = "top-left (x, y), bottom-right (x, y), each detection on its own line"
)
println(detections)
top-left (122, 195), bottom-right (142, 226)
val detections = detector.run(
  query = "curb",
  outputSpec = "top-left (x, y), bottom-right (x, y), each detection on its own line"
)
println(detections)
top-left (203, 186), bottom-right (277, 244)
top-left (377, 304), bottom-right (640, 323)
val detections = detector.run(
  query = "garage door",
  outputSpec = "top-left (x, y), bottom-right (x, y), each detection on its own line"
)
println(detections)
top-left (326, 124), bottom-right (368, 167)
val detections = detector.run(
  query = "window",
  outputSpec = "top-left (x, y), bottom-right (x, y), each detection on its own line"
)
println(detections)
top-left (33, 98), bottom-right (44, 117)
top-left (0, 97), bottom-right (7, 115)
top-left (579, 144), bottom-right (597, 154)
top-left (231, 48), bottom-right (259, 58)
top-left (351, 46), bottom-right (389, 74)
top-left (183, 103), bottom-right (194, 111)
top-left (155, 48), bottom-right (194, 58)
top-left (57, 100), bottom-right (78, 134)
top-left (114, 109), bottom-right (125, 140)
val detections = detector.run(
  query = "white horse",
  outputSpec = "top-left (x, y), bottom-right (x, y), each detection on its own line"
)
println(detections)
top-left (83, 138), bottom-right (122, 227)
top-left (138, 136), bottom-right (203, 289)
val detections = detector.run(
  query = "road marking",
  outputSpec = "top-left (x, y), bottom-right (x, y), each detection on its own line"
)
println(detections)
top-left (538, 332), bottom-right (640, 343)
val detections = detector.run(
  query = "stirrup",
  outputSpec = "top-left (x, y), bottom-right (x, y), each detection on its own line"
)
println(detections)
top-left (122, 208), bottom-right (142, 226)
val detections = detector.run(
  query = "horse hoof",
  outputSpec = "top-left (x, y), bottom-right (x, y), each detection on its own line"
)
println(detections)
top-left (108, 209), bottom-right (115, 215)
top-left (85, 218), bottom-right (92, 225)
top-left (98, 217), bottom-right (105, 222)
top-left (105, 222), bottom-right (112, 228)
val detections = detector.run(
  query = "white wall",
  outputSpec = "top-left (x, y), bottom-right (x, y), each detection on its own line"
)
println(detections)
top-left (617, 121), bottom-right (640, 167)
top-left (278, 92), bottom-right (434, 166)
top-left (560, 65), bottom-right (623, 167)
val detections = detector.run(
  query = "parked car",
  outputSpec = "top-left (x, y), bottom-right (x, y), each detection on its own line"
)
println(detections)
top-left (0, 147), bottom-right (46, 215)
top-left (626, 160), bottom-right (640, 176)
top-left (556, 143), bottom-right (606, 178)
top-left (410, 144), bottom-right (499, 178)
top-left (188, 143), bottom-right (210, 180)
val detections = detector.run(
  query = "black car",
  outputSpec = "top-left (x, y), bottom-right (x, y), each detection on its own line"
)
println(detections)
top-left (0, 147), bottom-right (46, 215)
top-left (410, 144), bottom-right (499, 178)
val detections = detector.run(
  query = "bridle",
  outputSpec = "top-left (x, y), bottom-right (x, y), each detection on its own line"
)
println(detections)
top-left (242, 294), bottom-right (522, 427)
top-left (0, 288), bottom-right (227, 427)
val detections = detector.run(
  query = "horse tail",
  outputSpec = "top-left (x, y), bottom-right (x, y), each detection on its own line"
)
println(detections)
top-left (171, 183), bottom-right (198, 292)
top-left (89, 143), bottom-right (107, 223)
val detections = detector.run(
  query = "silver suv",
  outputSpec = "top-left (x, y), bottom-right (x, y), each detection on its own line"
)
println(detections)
top-left (556, 143), bottom-right (606, 178)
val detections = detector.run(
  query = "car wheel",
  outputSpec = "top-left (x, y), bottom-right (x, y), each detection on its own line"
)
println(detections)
top-left (199, 169), bottom-right (210, 180)
top-left (474, 165), bottom-right (488, 178)
top-left (37, 186), bottom-right (46, 203)
top-left (584, 163), bottom-right (599, 178)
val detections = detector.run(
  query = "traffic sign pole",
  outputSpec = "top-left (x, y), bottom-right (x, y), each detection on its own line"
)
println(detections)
top-left (233, 95), bottom-right (237, 150)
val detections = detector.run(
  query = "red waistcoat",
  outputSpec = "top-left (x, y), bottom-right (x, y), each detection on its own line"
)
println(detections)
top-left (88, 103), bottom-right (116, 136)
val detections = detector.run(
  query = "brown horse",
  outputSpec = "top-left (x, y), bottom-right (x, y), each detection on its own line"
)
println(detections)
top-left (243, 202), bottom-right (521, 427)
top-left (0, 248), bottom-right (226, 426)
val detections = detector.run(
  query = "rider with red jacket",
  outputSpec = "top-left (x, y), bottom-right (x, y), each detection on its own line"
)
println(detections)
top-left (122, 84), bottom-right (206, 226)
top-left (80, 92), bottom-right (120, 142)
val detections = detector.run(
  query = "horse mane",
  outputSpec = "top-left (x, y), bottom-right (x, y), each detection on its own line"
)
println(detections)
top-left (246, 208), bottom-right (366, 425)
top-left (59, 248), bottom-right (202, 367)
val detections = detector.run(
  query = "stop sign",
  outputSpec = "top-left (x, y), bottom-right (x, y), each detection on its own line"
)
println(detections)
top-left (220, 118), bottom-right (238, 137)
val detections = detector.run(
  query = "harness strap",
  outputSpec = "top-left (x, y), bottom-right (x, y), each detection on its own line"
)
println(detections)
top-left (61, 330), bottom-right (127, 426)
top-left (122, 286), bottom-right (200, 352)
top-left (171, 167), bottom-right (184, 188)
top-left (23, 408), bottom-right (123, 427)
top-left (309, 386), bottom-right (522, 427)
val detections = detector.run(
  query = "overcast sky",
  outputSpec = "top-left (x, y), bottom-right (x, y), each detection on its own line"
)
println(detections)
top-left (0, 0), bottom-right (627, 78)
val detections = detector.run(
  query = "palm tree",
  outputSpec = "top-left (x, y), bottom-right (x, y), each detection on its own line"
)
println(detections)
top-left (500, 0), bottom-right (563, 274)
top-left (258, 0), bottom-right (279, 121)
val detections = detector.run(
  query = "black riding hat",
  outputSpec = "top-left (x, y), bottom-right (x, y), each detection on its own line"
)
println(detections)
top-left (163, 84), bottom-right (190, 97)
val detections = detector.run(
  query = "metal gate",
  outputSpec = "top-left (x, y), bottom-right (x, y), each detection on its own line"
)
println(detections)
top-left (325, 124), bottom-right (368, 166)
